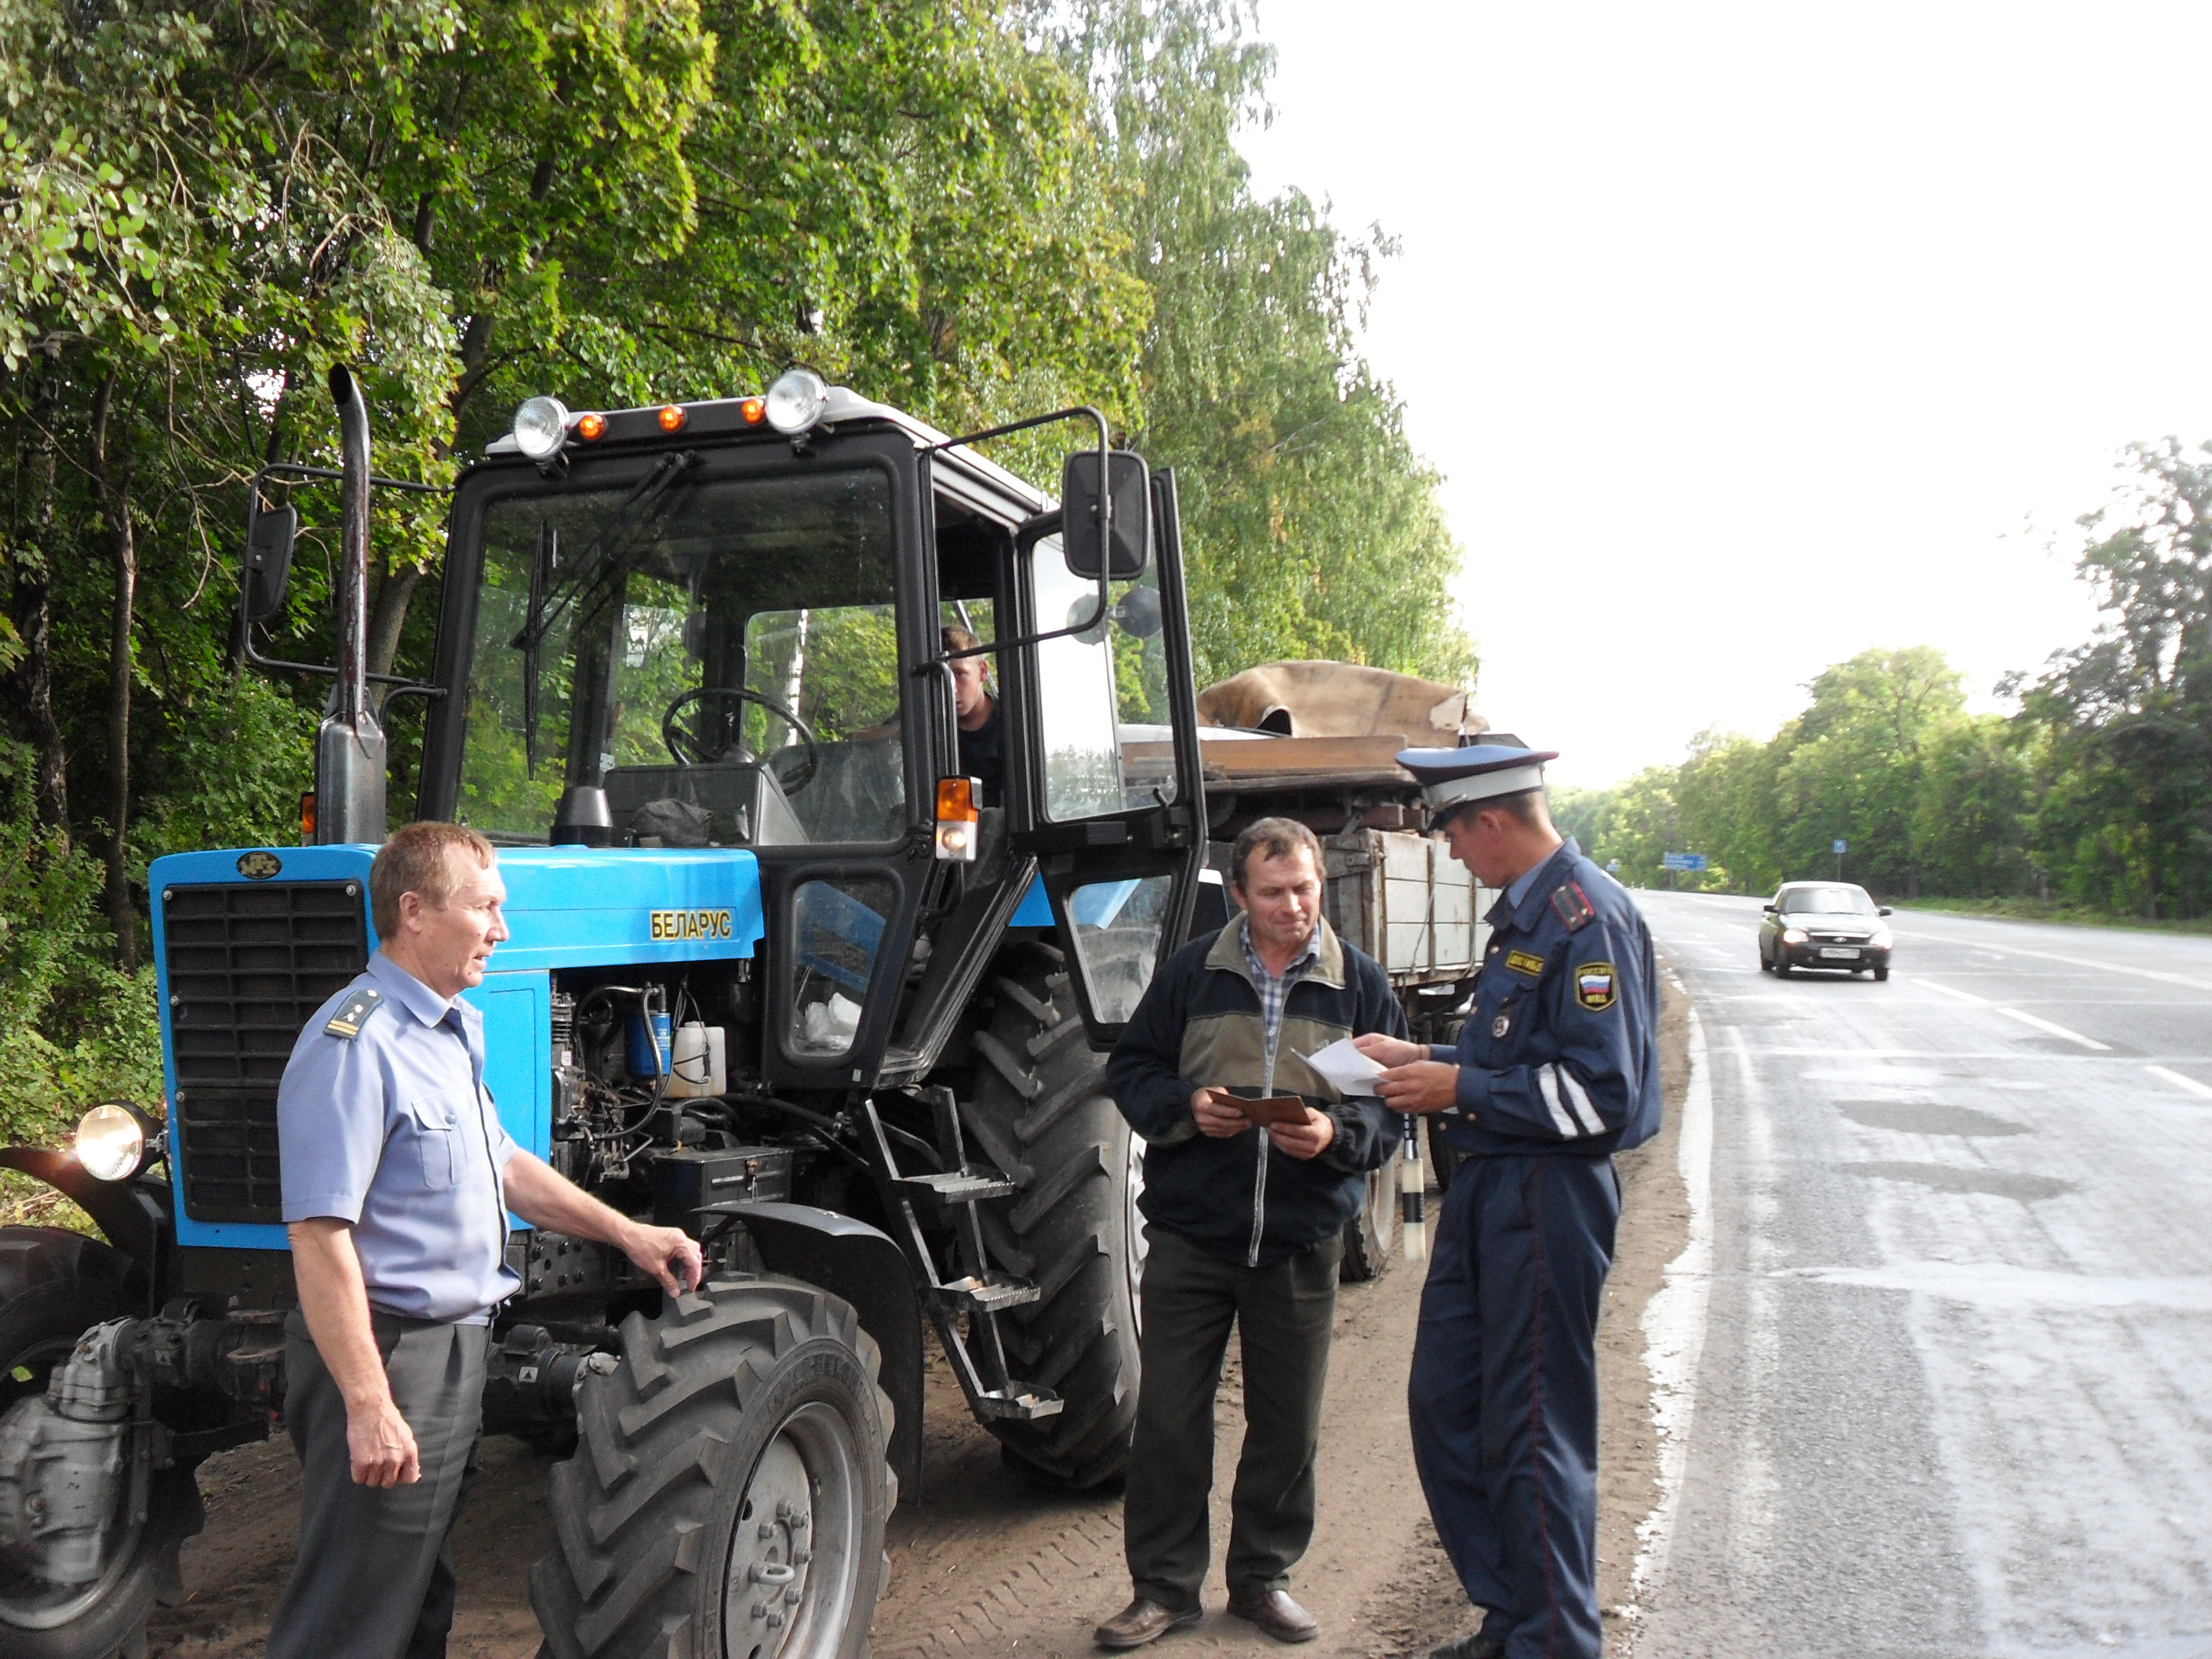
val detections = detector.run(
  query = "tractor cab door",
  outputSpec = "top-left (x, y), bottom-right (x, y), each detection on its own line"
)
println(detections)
top-left (1007, 468), bottom-right (1207, 1047)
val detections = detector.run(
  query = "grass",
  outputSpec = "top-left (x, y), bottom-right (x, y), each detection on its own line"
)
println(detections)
top-left (1891, 896), bottom-right (2212, 936)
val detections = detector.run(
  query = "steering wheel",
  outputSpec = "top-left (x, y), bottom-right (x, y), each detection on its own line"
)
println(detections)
top-left (662, 686), bottom-right (821, 789)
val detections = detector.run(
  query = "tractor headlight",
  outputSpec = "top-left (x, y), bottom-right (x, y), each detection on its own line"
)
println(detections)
top-left (765, 367), bottom-right (829, 435)
top-left (74, 1102), bottom-right (150, 1182)
top-left (512, 396), bottom-right (571, 461)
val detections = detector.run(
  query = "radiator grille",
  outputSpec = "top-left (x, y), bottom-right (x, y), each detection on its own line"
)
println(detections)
top-left (163, 881), bottom-right (368, 1224)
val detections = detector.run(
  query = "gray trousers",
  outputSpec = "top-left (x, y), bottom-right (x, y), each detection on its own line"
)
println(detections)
top-left (266, 1309), bottom-right (489, 1659)
top-left (1124, 1224), bottom-right (1342, 1609)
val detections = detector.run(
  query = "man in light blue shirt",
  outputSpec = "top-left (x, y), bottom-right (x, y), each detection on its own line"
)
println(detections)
top-left (267, 822), bottom-right (703, 1659)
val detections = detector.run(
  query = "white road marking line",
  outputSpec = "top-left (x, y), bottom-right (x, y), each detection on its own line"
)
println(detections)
top-left (1914, 977), bottom-right (1988, 1005)
top-left (1993, 1007), bottom-right (2111, 1050)
top-left (2143, 1064), bottom-right (2212, 1099)
top-left (1635, 1006), bottom-right (1714, 1603)
top-left (1887, 931), bottom-right (2212, 995)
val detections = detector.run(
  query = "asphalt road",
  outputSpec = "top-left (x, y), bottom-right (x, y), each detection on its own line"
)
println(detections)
top-left (1627, 895), bottom-right (2212, 1659)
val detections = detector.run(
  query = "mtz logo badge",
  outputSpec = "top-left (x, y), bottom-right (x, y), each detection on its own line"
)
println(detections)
top-left (236, 850), bottom-right (282, 880)
top-left (651, 908), bottom-right (733, 942)
top-left (1574, 962), bottom-right (1618, 1013)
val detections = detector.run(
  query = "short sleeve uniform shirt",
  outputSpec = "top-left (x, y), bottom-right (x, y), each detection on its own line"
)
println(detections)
top-left (278, 951), bottom-right (521, 1322)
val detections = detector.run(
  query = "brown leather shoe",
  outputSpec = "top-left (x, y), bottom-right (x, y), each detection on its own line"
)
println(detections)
top-left (1094, 1597), bottom-right (1202, 1649)
top-left (1226, 1589), bottom-right (1319, 1644)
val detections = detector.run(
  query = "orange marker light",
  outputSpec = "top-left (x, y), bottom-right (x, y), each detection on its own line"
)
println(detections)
top-left (657, 404), bottom-right (687, 432)
top-left (576, 412), bottom-right (606, 440)
top-left (299, 791), bottom-right (317, 843)
top-left (934, 776), bottom-right (981, 862)
top-left (739, 396), bottom-right (766, 424)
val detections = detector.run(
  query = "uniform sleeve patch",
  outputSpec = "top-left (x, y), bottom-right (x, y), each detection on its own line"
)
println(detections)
top-left (1505, 950), bottom-right (1547, 978)
top-left (323, 987), bottom-right (383, 1039)
top-left (1550, 880), bottom-right (1597, 933)
top-left (1574, 963), bottom-right (1618, 1012)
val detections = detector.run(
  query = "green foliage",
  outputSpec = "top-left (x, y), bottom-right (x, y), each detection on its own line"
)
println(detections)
top-left (1056, 0), bottom-right (1474, 688)
top-left (0, 740), bottom-right (161, 1151)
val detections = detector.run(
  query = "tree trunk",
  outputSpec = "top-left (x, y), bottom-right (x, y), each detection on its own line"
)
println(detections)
top-left (366, 558), bottom-right (421, 710)
top-left (7, 378), bottom-right (70, 847)
top-left (91, 372), bottom-right (139, 971)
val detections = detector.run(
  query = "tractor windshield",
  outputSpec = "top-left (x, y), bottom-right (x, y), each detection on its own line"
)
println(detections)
top-left (455, 464), bottom-right (905, 846)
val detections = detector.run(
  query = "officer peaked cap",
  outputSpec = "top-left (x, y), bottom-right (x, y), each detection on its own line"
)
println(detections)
top-left (1396, 744), bottom-right (1558, 815)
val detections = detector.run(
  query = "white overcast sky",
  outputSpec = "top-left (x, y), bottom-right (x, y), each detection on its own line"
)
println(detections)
top-left (1236, 2), bottom-right (2212, 788)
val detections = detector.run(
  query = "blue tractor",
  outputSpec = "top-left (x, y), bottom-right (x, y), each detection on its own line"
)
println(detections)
top-left (0, 367), bottom-right (1209, 1658)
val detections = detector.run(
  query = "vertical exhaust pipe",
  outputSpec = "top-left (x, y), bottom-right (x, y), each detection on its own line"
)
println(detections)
top-left (315, 365), bottom-right (388, 845)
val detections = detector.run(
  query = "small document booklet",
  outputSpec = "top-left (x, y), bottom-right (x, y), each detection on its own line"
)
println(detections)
top-left (1304, 1037), bottom-right (1387, 1097)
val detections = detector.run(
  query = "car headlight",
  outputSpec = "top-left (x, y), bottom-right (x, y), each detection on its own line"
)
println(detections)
top-left (765, 367), bottom-right (829, 435)
top-left (1868, 927), bottom-right (1893, 948)
top-left (512, 396), bottom-right (571, 461)
top-left (74, 1102), bottom-right (152, 1182)
top-left (1781, 927), bottom-right (1808, 945)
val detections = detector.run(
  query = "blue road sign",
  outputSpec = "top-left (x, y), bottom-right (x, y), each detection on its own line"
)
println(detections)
top-left (1663, 852), bottom-right (1708, 872)
top-left (1832, 839), bottom-right (1848, 855)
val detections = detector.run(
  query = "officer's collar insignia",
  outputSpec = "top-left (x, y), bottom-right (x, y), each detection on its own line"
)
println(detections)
top-left (324, 987), bottom-right (384, 1039)
top-left (1574, 962), bottom-right (1618, 1012)
top-left (1549, 880), bottom-right (1597, 933)
top-left (1505, 950), bottom-right (1546, 979)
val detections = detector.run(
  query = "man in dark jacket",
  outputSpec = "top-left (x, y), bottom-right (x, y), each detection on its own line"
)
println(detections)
top-left (1094, 817), bottom-right (1406, 1651)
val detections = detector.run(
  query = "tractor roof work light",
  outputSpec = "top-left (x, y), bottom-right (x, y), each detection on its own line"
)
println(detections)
top-left (765, 367), bottom-right (830, 435)
top-left (512, 396), bottom-right (571, 461)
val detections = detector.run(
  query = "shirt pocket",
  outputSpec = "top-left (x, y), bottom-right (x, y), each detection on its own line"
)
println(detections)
top-left (403, 1088), bottom-right (472, 1190)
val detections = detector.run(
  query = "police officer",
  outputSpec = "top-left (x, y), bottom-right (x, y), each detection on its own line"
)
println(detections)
top-left (1352, 747), bottom-right (1661, 1659)
top-left (268, 821), bottom-right (703, 1659)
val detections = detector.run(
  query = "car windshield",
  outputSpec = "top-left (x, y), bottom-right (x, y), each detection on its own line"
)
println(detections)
top-left (455, 463), bottom-right (905, 846)
top-left (1781, 885), bottom-right (1875, 916)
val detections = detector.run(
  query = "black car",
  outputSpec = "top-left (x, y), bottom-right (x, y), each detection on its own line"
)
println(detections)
top-left (1758, 881), bottom-right (1894, 979)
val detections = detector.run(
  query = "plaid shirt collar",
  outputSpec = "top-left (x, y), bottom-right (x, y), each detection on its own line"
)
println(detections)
top-left (1240, 917), bottom-right (1320, 1045)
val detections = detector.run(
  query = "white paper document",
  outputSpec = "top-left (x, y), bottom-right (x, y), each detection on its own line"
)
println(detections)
top-left (1304, 1037), bottom-right (1387, 1097)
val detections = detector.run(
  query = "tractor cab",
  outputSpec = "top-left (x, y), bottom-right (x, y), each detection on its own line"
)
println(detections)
top-left (406, 375), bottom-right (1208, 1078)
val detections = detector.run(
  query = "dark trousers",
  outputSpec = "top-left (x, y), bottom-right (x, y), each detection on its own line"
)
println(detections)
top-left (1124, 1224), bottom-right (1342, 1609)
top-left (267, 1310), bottom-right (489, 1659)
top-left (1409, 1154), bottom-right (1619, 1659)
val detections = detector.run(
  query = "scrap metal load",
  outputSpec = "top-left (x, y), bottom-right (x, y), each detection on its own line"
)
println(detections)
top-left (1147, 661), bottom-right (1499, 1279)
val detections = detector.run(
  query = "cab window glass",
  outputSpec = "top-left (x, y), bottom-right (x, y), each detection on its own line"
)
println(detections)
top-left (1027, 537), bottom-right (1179, 820)
top-left (789, 875), bottom-right (897, 1056)
top-left (456, 466), bottom-right (903, 845)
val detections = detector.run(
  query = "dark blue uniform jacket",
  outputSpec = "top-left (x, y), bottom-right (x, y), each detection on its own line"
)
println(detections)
top-left (1435, 837), bottom-right (1662, 1158)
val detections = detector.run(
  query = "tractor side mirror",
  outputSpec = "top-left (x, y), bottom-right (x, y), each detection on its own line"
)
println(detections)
top-left (1061, 449), bottom-right (1150, 580)
top-left (243, 503), bottom-right (297, 623)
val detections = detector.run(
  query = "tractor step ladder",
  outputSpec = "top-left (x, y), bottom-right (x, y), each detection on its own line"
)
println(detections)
top-left (863, 1090), bottom-right (1063, 1423)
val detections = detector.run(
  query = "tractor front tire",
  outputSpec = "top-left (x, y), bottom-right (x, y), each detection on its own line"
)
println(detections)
top-left (0, 1227), bottom-right (202, 1659)
top-left (1339, 1147), bottom-right (1401, 1283)
top-left (531, 1277), bottom-right (895, 1659)
top-left (967, 943), bottom-right (1145, 1491)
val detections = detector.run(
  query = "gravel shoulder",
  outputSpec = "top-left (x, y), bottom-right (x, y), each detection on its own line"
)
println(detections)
top-left (145, 970), bottom-right (1693, 1658)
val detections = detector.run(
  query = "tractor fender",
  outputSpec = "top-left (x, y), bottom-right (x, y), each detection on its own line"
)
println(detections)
top-left (733, 1201), bottom-right (925, 1495)
top-left (0, 1147), bottom-right (167, 1276)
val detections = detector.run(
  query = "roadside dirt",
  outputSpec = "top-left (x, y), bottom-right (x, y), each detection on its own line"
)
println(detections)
top-left (143, 971), bottom-right (1694, 1658)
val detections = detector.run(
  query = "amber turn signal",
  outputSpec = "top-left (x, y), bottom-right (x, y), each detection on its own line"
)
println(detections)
top-left (934, 776), bottom-right (981, 862)
top-left (576, 412), bottom-right (606, 440)
top-left (739, 396), bottom-right (766, 424)
top-left (657, 404), bottom-right (687, 432)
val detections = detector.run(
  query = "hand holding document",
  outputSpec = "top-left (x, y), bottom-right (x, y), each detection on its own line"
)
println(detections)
top-left (1304, 1037), bottom-right (1387, 1097)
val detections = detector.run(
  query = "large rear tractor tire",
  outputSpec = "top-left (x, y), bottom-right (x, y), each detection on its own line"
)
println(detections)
top-left (0, 1227), bottom-right (203, 1659)
top-left (1338, 1146), bottom-right (1401, 1283)
top-left (965, 942), bottom-right (1145, 1491)
top-left (531, 1277), bottom-right (896, 1659)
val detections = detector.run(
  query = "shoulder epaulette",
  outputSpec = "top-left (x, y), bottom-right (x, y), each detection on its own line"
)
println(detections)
top-left (323, 987), bottom-right (383, 1039)
top-left (1549, 880), bottom-right (1597, 934)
